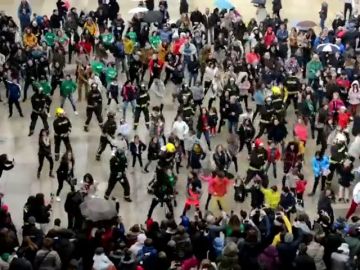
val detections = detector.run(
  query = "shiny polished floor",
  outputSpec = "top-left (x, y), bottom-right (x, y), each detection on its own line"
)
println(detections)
top-left (0, 0), bottom-right (353, 231)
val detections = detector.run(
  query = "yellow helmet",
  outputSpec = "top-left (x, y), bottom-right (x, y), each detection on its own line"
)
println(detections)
top-left (166, 143), bottom-right (176, 153)
top-left (55, 107), bottom-right (64, 117)
top-left (272, 86), bottom-right (281, 95)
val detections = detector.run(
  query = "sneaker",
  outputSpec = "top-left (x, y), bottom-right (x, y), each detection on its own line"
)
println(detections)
top-left (84, 126), bottom-right (89, 132)
top-left (37, 171), bottom-right (40, 179)
top-left (124, 197), bottom-right (132, 202)
top-left (338, 198), bottom-right (343, 203)
top-left (308, 192), bottom-right (315, 197)
top-left (49, 172), bottom-right (54, 178)
top-left (28, 131), bottom-right (34, 137)
top-left (96, 155), bottom-right (100, 161)
top-left (56, 196), bottom-right (61, 202)
top-left (74, 111), bottom-right (79, 115)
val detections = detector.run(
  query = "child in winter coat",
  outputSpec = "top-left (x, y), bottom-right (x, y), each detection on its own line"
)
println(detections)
top-left (295, 173), bottom-right (307, 207)
top-left (337, 106), bottom-right (351, 130)
top-left (338, 158), bottom-right (354, 203)
top-left (265, 141), bottom-right (281, 179)
top-left (208, 107), bottom-right (218, 136)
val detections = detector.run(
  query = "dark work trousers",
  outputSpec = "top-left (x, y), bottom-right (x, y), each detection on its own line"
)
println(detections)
top-left (245, 169), bottom-right (265, 185)
top-left (38, 153), bottom-right (54, 174)
top-left (208, 97), bottom-right (216, 110)
top-left (328, 162), bottom-right (341, 182)
top-left (311, 175), bottom-right (327, 194)
top-left (30, 112), bottom-right (49, 132)
top-left (23, 80), bottom-right (33, 101)
top-left (204, 81), bottom-right (212, 96)
top-left (105, 174), bottom-right (130, 198)
top-left (164, 68), bottom-right (173, 85)
top-left (85, 107), bottom-right (103, 127)
top-left (256, 123), bottom-right (270, 138)
top-left (54, 135), bottom-right (72, 158)
top-left (147, 197), bottom-right (173, 218)
top-left (67, 213), bottom-right (83, 231)
top-left (344, 3), bottom-right (352, 20)
top-left (240, 95), bottom-right (248, 110)
top-left (239, 141), bottom-right (252, 155)
top-left (51, 78), bottom-right (62, 95)
top-left (132, 153), bottom-right (143, 167)
top-left (134, 107), bottom-right (150, 129)
top-left (56, 175), bottom-right (75, 196)
top-left (286, 94), bottom-right (298, 113)
top-left (8, 100), bottom-right (23, 116)
top-left (96, 136), bottom-right (112, 158)
top-left (231, 156), bottom-right (238, 173)
top-left (107, 97), bottom-right (119, 105)
top-left (252, 105), bottom-right (263, 121)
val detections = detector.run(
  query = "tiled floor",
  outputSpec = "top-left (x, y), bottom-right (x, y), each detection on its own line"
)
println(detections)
top-left (0, 0), bottom-right (352, 231)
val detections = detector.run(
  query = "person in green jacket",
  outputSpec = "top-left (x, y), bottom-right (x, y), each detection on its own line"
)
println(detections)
top-left (306, 54), bottom-right (323, 87)
top-left (60, 74), bottom-right (78, 114)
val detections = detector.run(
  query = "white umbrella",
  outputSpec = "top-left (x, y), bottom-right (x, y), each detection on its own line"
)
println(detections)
top-left (316, 43), bottom-right (340, 54)
top-left (128, 7), bottom-right (149, 14)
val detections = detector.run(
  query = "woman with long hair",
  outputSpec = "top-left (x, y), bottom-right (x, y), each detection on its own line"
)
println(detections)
top-left (55, 151), bottom-right (75, 202)
top-left (37, 129), bottom-right (54, 179)
top-left (196, 107), bottom-right (211, 150)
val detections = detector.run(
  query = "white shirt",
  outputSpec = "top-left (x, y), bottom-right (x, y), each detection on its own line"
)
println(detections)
top-left (172, 120), bottom-right (189, 140)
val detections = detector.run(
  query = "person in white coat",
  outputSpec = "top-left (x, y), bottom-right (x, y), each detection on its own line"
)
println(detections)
top-left (172, 115), bottom-right (189, 151)
top-left (348, 80), bottom-right (360, 115)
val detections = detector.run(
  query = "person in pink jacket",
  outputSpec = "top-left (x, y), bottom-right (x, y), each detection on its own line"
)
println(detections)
top-left (293, 117), bottom-right (308, 143)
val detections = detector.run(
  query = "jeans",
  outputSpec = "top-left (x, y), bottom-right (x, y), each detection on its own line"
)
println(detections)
top-left (122, 100), bottom-right (136, 120)
top-left (228, 120), bottom-right (238, 134)
top-left (344, 3), bottom-right (352, 21)
top-left (265, 161), bottom-right (277, 178)
top-left (188, 72), bottom-right (198, 87)
top-left (196, 130), bottom-right (211, 148)
top-left (60, 95), bottom-right (77, 111)
top-left (320, 17), bottom-right (326, 29)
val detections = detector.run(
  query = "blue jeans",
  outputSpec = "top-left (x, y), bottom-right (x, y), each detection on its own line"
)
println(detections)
top-left (122, 100), bottom-right (136, 120)
top-left (228, 120), bottom-right (238, 134)
top-left (320, 17), bottom-right (326, 30)
top-left (188, 72), bottom-right (198, 87)
top-left (60, 95), bottom-right (76, 111)
top-left (315, 89), bottom-right (325, 110)
top-left (197, 130), bottom-right (211, 148)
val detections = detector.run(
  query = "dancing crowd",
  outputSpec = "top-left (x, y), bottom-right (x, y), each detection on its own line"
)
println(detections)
top-left (2, 0), bottom-right (360, 269)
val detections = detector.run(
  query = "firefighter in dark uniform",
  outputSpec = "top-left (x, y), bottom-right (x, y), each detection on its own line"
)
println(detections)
top-left (53, 107), bottom-right (72, 161)
top-left (284, 72), bottom-right (300, 112)
top-left (256, 96), bottom-right (274, 138)
top-left (271, 86), bottom-right (285, 122)
top-left (178, 97), bottom-right (195, 130)
top-left (177, 84), bottom-right (193, 105)
top-left (134, 83), bottom-right (150, 130)
top-left (84, 83), bottom-right (103, 132)
top-left (104, 148), bottom-right (132, 202)
top-left (28, 86), bottom-right (51, 136)
top-left (328, 138), bottom-right (347, 182)
top-left (96, 111), bottom-right (117, 161)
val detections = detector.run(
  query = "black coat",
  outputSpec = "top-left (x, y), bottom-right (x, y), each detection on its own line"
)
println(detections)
top-left (108, 0), bottom-right (120, 21)
top-left (238, 124), bottom-right (255, 143)
top-left (147, 141), bottom-right (161, 160)
top-left (130, 141), bottom-right (146, 155)
top-left (179, 0), bottom-right (189, 14)
top-left (294, 254), bottom-right (316, 270)
top-left (267, 123), bottom-right (288, 143)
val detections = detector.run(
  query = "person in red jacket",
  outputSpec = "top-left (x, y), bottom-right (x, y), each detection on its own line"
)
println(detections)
top-left (264, 27), bottom-right (276, 48)
top-left (148, 53), bottom-right (164, 88)
top-left (207, 171), bottom-right (232, 211)
top-left (265, 140), bottom-right (281, 179)
top-left (337, 106), bottom-right (351, 129)
top-left (295, 173), bottom-right (307, 207)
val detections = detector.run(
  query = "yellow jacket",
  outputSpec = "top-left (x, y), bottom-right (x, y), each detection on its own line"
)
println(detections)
top-left (272, 213), bottom-right (293, 246)
top-left (84, 22), bottom-right (97, 36)
top-left (123, 38), bottom-right (134, 55)
top-left (23, 33), bottom-right (38, 48)
top-left (158, 44), bottom-right (169, 62)
top-left (261, 187), bottom-right (281, 209)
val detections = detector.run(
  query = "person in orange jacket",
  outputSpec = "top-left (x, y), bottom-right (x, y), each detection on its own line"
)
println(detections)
top-left (265, 140), bottom-right (281, 179)
top-left (23, 27), bottom-right (38, 49)
top-left (206, 170), bottom-right (232, 211)
top-left (337, 106), bottom-right (351, 130)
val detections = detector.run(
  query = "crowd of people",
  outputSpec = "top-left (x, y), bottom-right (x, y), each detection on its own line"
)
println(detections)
top-left (2, 0), bottom-right (360, 269)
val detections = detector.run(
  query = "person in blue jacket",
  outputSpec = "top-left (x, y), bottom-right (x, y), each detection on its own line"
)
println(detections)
top-left (7, 78), bottom-right (24, 118)
top-left (308, 150), bottom-right (330, 196)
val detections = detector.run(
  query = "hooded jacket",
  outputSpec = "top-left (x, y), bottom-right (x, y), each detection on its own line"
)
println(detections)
top-left (348, 80), bottom-right (360, 105)
top-left (258, 245), bottom-right (280, 270)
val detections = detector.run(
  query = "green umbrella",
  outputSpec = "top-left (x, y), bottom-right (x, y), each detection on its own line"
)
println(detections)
top-left (101, 33), bottom-right (115, 46)
top-left (44, 32), bottom-right (56, 46)
top-left (105, 67), bottom-right (117, 83)
top-left (149, 35), bottom-right (161, 50)
top-left (90, 61), bottom-right (104, 75)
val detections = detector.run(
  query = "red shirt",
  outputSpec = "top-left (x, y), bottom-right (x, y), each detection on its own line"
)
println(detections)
top-left (338, 112), bottom-right (351, 129)
top-left (295, 179), bottom-right (307, 194)
top-left (201, 114), bottom-right (209, 131)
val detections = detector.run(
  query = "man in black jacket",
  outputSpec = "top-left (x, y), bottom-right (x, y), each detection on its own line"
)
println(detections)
top-left (53, 108), bottom-right (72, 161)
top-left (134, 84), bottom-right (150, 130)
top-left (104, 148), bottom-right (132, 202)
top-left (84, 83), bottom-right (103, 132)
top-left (50, 9), bottom-right (62, 29)
top-left (96, 111), bottom-right (117, 161)
top-left (23, 59), bottom-right (38, 102)
top-left (28, 87), bottom-right (50, 136)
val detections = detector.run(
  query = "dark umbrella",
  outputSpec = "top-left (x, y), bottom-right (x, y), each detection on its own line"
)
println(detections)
top-left (143, 10), bottom-right (163, 23)
top-left (296, 20), bottom-right (317, 30)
